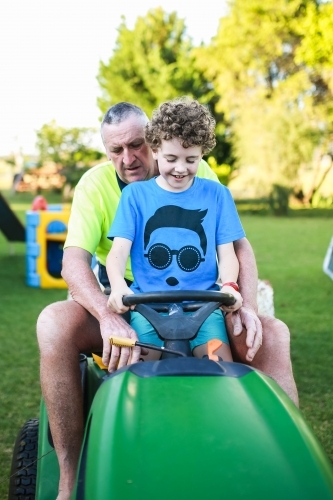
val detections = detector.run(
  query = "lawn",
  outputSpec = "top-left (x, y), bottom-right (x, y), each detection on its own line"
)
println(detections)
top-left (242, 215), bottom-right (333, 458)
top-left (0, 191), bottom-right (68, 497)
top-left (0, 191), bottom-right (333, 498)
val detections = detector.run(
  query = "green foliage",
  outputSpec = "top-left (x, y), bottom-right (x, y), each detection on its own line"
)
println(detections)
top-left (36, 121), bottom-right (103, 189)
top-left (96, 7), bottom-right (234, 168)
top-left (98, 9), bottom-right (189, 114)
top-left (268, 183), bottom-right (292, 215)
top-left (295, 2), bottom-right (333, 92)
top-left (311, 192), bottom-right (333, 209)
top-left (196, 0), bottom-right (333, 202)
top-left (207, 157), bottom-right (231, 185)
top-left (232, 96), bottom-right (319, 190)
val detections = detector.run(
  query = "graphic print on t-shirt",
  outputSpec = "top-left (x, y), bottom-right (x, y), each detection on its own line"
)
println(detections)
top-left (143, 205), bottom-right (208, 287)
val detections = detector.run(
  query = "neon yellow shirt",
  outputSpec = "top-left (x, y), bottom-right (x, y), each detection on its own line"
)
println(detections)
top-left (64, 160), bottom-right (218, 281)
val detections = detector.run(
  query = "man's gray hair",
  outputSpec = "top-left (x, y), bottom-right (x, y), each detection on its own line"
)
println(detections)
top-left (102, 102), bottom-right (148, 126)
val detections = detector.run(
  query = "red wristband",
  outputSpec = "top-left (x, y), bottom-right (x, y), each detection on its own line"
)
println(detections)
top-left (222, 282), bottom-right (239, 292)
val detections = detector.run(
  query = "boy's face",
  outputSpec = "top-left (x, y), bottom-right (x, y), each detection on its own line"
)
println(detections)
top-left (152, 138), bottom-right (202, 192)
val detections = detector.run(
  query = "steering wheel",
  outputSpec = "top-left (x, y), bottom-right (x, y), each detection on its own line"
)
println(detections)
top-left (121, 290), bottom-right (235, 343)
top-left (122, 289), bottom-right (235, 309)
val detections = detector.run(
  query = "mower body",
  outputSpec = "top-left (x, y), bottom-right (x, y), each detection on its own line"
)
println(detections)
top-left (65, 357), bottom-right (333, 500)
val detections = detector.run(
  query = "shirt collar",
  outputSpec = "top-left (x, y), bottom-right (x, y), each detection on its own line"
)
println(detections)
top-left (116, 172), bottom-right (128, 192)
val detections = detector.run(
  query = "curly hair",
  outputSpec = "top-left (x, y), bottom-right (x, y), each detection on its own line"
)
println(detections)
top-left (145, 97), bottom-right (216, 155)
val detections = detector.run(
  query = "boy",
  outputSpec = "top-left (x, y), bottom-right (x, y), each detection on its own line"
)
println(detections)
top-left (106, 97), bottom-right (244, 361)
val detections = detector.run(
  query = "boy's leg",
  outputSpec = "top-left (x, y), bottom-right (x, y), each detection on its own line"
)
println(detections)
top-left (130, 309), bottom-right (234, 361)
top-left (130, 311), bottom-right (161, 361)
top-left (193, 341), bottom-right (233, 361)
top-left (192, 309), bottom-right (233, 361)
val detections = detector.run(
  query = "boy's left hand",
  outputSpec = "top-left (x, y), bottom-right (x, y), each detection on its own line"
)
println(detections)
top-left (220, 285), bottom-right (243, 312)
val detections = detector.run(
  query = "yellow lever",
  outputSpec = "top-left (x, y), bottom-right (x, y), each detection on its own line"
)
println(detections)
top-left (93, 337), bottom-right (137, 371)
top-left (92, 353), bottom-right (108, 370)
top-left (109, 336), bottom-right (136, 347)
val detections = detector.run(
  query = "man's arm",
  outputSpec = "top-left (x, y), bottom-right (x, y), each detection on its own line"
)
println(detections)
top-left (62, 246), bottom-right (107, 315)
top-left (230, 238), bottom-right (263, 361)
top-left (234, 238), bottom-right (258, 312)
top-left (61, 246), bottom-right (140, 371)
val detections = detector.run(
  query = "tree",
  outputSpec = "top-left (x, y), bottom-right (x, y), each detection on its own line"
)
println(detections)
top-left (293, 0), bottom-right (333, 205)
top-left (196, 0), bottom-right (333, 207)
top-left (96, 8), bottom-right (234, 178)
top-left (295, 1), bottom-right (333, 93)
top-left (36, 121), bottom-right (103, 195)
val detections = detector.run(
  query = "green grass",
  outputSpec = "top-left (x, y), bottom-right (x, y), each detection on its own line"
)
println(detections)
top-left (235, 198), bottom-right (333, 218)
top-left (241, 215), bottom-right (333, 458)
top-left (0, 191), bottom-right (67, 497)
top-left (0, 191), bottom-right (333, 497)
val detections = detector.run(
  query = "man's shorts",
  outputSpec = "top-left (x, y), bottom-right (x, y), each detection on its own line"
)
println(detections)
top-left (130, 309), bottom-right (229, 351)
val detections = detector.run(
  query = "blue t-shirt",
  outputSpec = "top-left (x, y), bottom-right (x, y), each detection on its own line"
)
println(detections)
top-left (108, 177), bottom-right (245, 293)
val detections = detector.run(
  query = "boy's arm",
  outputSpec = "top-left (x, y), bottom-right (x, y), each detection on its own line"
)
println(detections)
top-left (217, 243), bottom-right (243, 311)
top-left (106, 237), bottom-right (133, 314)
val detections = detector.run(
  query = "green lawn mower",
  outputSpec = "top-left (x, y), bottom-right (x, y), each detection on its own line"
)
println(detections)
top-left (8, 290), bottom-right (333, 499)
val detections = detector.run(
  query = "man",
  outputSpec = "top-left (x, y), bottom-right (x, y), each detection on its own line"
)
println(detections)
top-left (37, 102), bottom-right (298, 500)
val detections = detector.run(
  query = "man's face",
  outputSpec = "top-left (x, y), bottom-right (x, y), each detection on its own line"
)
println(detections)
top-left (102, 115), bottom-right (157, 184)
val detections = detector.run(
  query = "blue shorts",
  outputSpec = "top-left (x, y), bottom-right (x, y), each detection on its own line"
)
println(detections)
top-left (130, 309), bottom-right (229, 351)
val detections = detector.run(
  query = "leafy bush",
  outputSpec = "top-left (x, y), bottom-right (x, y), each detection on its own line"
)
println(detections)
top-left (268, 184), bottom-right (291, 216)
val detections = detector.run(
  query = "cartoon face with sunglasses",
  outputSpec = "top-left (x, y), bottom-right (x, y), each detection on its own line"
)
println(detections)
top-left (143, 205), bottom-right (208, 287)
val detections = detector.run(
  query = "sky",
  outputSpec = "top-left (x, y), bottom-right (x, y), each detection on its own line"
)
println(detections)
top-left (0, 0), bottom-right (227, 157)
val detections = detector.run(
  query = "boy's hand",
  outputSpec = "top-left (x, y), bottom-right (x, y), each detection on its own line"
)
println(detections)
top-left (107, 286), bottom-right (134, 314)
top-left (220, 285), bottom-right (243, 312)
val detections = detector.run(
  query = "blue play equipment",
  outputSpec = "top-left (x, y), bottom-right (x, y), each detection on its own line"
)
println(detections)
top-left (26, 206), bottom-right (69, 288)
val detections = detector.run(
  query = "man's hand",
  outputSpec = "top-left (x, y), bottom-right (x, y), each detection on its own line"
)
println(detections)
top-left (100, 313), bottom-right (141, 372)
top-left (227, 306), bottom-right (262, 362)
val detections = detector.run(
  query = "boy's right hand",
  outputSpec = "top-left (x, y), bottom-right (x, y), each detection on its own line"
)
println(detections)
top-left (107, 286), bottom-right (134, 314)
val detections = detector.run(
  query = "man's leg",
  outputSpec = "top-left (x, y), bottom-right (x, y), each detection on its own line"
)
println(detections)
top-left (37, 300), bottom-right (103, 500)
top-left (226, 314), bottom-right (299, 407)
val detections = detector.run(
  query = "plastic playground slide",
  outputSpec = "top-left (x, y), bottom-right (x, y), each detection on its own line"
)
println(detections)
top-left (0, 192), bottom-right (25, 242)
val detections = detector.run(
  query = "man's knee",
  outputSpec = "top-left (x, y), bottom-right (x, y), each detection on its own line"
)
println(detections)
top-left (37, 301), bottom-right (69, 350)
top-left (37, 300), bottom-right (88, 351)
top-left (37, 300), bottom-right (102, 356)
top-left (259, 316), bottom-right (291, 347)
